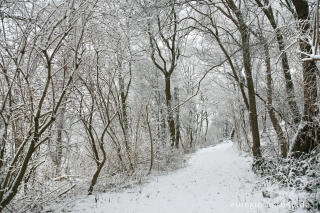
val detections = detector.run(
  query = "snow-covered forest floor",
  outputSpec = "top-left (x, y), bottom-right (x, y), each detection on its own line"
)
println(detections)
top-left (50, 142), bottom-right (311, 213)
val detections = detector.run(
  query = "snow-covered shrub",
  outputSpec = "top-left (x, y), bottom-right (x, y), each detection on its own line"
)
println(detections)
top-left (252, 157), bottom-right (277, 177)
top-left (252, 146), bottom-right (320, 211)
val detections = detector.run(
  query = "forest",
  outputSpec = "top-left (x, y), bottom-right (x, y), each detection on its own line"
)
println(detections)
top-left (0, 0), bottom-right (319, 212)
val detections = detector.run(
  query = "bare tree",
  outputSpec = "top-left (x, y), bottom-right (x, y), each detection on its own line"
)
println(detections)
top-left (148, 1), bottom-right (183, 147)
top-left (0, 0), bottom-right (93, 210)
top-left (77, 50), bottom-right (117, 195)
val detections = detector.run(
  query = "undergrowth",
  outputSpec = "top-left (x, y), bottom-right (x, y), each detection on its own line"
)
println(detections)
top-left (252, 146), bottom-right (320, 211)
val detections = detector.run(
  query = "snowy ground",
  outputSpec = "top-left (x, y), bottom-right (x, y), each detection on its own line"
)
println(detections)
top-left (61, 142), bottom-right (310, 213)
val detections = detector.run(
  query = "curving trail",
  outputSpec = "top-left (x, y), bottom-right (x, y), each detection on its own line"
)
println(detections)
top-left (65, 142), bottom-right (297, 213)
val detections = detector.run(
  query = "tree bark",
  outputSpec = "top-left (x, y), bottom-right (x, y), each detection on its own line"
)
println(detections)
top-left (174, 87), bottom-right (180, 148)
top-left (165, 73), bottom-right (176, 147)
top-left (225, 0), bottom-right (261, 157)
top-left (291, 0), bottom-right (319, 156)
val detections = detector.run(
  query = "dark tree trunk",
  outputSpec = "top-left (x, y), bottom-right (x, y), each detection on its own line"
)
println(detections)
top-left (117, 65), bottom-right (134, 171)
top-left (174, 87), bottom-right (180, 148)
top-left (189, 131), bottom-right (193, 148)
top-left (204, 111), bottom-right (209, 143)
top-left (291, 0), bottom-right (319, 156)
top-left (165, 74), bottom-right (176, 147)
top-left (119, 77), bottom-right (129, 133)
top-left (227, 0), bottom-right (261, 157)
top-left (242, 27), bottom-right (261, 158)
top-left (88, 159), bottom-right (105, 195)
top-left (145, 105), bottom-right (154, 175)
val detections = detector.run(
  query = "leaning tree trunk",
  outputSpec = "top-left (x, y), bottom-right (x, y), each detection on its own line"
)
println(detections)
top-left (291, 0), bottom-right (319, 157)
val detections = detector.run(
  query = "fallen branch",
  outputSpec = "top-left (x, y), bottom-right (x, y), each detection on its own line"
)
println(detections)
top-left (58, 184), bottom-right (76, 198)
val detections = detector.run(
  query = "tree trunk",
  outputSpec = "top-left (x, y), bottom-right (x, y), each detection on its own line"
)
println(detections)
top-left (88, 157), bottom-right (106, 195)
top-left (165, 73), bottom-right (176, 147)
top-left (0, 123), bottom-right (8, 170)
top-left (174, 87), bottom-right (180, 148)
top-left (228, 1), bottom-right (261, 157)
top-left (204, 111), bottom-right (209, 143)
top-left (119, 70), bottom-right (129, 133)
top-left (291, 0), bottom-right (319, 156)
top-left (0, 136), bottom-right (37, 211)
top-left (145, 105), bottom-right (154, 175)
top-left (262, 36), bottom-right (288, 158)
top-left (118, 66), bottom-right (134, 171)
top-left (241, 27), bottom-right (261, 157)
top-left (55, 103), bottom-right (66, 176)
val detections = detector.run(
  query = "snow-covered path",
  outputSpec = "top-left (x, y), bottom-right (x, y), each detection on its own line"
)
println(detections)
top-left (66, 142), bottom-right (291, 213)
